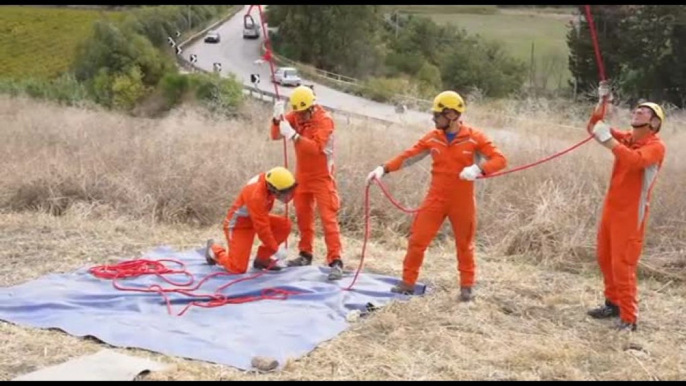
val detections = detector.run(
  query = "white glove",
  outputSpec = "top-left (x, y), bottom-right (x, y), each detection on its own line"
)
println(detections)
top-left (592, 120), bottom-right (612, 143)
top-left (366, 165), bottom-right (385, 185)
top-left (279, 120), bottom-right (298, 140)
top-left (272, 243), bottom-right (288, 261)
top-left (598, 81), bottom-right (612, 102)
top-left (273, 100), bottom-right (285, 121)
top-left (459, 164), bottom-right (482, 181)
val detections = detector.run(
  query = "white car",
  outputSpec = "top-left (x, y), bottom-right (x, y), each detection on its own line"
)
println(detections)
top-left (204, 30), bottom-right (220, 43)
top-left (242, 23), bottom-right (260, 39)
top-left (271, 67), bottom-right (301, 87)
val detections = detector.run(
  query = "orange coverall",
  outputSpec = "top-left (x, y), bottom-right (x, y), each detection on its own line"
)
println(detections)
top-left (383, 123), bottom-right (507, 288)
top-left (211, 173), bottom-right (292, 274)
top-left (271, 104), bottom-right (342, 264)
top-left (596, 128), bottom-right (666, 324)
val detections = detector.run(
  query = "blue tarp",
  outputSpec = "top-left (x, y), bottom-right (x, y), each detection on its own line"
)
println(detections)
top-left (0, 246), bottom-right (426, 371)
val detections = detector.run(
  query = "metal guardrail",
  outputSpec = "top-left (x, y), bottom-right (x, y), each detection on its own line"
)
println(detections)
top-left (260, 42), bottom-right (434, 111)
top-left (241, 84), bottom-right (396, 126)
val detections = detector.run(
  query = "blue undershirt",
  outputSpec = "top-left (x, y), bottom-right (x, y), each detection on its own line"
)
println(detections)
top-left (445, 131), bottom-right (457, 144)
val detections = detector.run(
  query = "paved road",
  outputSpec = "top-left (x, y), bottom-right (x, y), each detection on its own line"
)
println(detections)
top-left (184, 5), bottom-right (431, 127)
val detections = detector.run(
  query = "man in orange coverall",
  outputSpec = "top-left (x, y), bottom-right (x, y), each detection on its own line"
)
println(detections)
top-left (204, 166), bottom-right (297, 274)
top-left (586, 81), bottom-right (667, 332)
top-left (271, 86), bottom-right (344, 281)
top-left (365, 91), bottom-right (508, 301)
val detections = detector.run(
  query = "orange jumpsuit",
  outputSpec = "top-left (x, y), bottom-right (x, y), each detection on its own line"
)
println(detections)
top-left (211, 173), bottom-right (292, 274)
top-left (596, 128), bottom-right (665, 324)
top-left (383, 123), bottom-right (507, 288)
top-left (271, 105), bottom-right (342, 264)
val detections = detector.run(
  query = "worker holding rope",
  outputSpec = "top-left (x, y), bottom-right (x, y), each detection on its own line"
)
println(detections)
top-left (271, 86), bottom-right (345, 281)
top-left (204, 166), bottom-right (297, 274)
top-left (365, 91), bottom-right (507, 301)
top-left (586, 82), bottom-right (667, 332)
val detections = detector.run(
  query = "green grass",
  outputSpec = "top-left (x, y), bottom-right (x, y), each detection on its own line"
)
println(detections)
top-left (385, 6), bottom-right (576, 91)
top-left (0, 6), bottom-right (125, 80)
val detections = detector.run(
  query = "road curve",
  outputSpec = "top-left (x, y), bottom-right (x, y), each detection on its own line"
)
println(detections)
top-left (184, 5), bottom-right (431, 127)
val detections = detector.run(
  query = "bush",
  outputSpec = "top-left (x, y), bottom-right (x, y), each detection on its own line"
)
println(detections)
top-left (440, 38), bottom-right (527, 98)
top-left (159, 72), bottom-right (243, 115)
top-left (111, 66), bottom-right (148, 111)
top-left (73, 20), bottom-right (174, 89)
top-left (360, 76), bottom-right (412, 103)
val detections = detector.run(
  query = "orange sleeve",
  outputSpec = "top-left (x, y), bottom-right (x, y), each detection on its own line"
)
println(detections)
top-left (474, 130), bottom-right (507, 176)
top-left (245, 188), bottom-right (279, 254)
top-left (612, 140), bottom-right (665, 171)
top-left (270, 118), bottom-right (281, 140)
top-left (610, 128), bottom-right (631, 141)
top-left (383, 132), bottom-right (432, 173)
top-left (295, 116), bottom-right (334, 155)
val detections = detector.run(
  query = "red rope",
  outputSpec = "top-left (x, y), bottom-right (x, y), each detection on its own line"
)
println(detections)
top-left (90, 258), bottom-right (301, 316)
top-left (246, 5), bottom-right (290, 247)
top-left (584, 5), bottom-right (606, 82)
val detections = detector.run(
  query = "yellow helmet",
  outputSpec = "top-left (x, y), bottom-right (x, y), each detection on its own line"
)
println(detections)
top-left (265, 166), bottom-right (296, 192)
top-left (637, 102), bottom-right (665, 125)
top-left (432, 91), bottom-right (465, 114)
top-left (290, 86), bottom-right (316, 112)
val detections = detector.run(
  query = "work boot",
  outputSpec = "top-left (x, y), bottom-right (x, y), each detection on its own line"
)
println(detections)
top-left (252, 258), bottom-right (282, 272)
top-left (459, 287), bottom-right (474, 302)
top-left (615, 318), bottom-right (637, 332)
top-left (587, 299), bottom-right (620, 319)
top-left (390, 281), bottom-right (415, 295)
top-left (327, 259), bottom-right (344, 281)
top-left (204, 239), bottom-right (217, 266)
top-left (286, 251), bottom-right (313, 267)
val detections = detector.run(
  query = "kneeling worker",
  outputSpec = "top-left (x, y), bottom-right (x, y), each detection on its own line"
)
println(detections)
top-left (205, 166), bottom-right (297, 273)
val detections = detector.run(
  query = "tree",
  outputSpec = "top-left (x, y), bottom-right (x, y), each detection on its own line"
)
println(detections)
top-left (268, 6), bottom-right (385, 78)
top-left (567, 5), bottom-right (686, 107)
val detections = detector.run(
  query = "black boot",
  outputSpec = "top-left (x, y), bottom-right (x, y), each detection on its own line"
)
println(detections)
top-left (459, 287), bottom-right (474, 302)
top-left (587, 299), bottom-right (619, 319)
top-left (615, 318), bottom-right (637, 332)
top-left (252, 258), bottom-right (282, 271)
top-left (327, 259), bottom-right (344, 281)
top-left (286, 251), bottom-right (313, 267)
top-left (205, 239), bottom-right (217, 266)
top-left (391, 281), bottom-right (415, 295)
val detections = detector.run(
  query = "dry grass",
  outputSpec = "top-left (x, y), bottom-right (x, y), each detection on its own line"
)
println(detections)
top-left (0, 211), bottom-right (685, 381)
top-left (0, 95), bottom-right (685, 380)
top-left (0, 94), bottom-right (684, 275)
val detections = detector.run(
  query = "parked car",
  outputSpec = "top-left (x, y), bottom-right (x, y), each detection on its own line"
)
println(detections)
top-left (242, 23), bottom-right (260, 39)
top-left (271, 67), bottom-right (302, 87)
top-left (204, 30), bottom-right (220, 43)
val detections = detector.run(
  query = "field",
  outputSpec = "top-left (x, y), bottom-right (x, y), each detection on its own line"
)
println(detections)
top-left (0, 6), bottom-right (124, 80)
top-left (383, 5), bottom-right (576, 91)
top-left (0, 95), bottom-right (685, 380)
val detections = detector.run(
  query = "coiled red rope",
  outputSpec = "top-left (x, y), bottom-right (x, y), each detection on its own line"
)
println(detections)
top-left (89, 258), bottom-right (301, 316)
